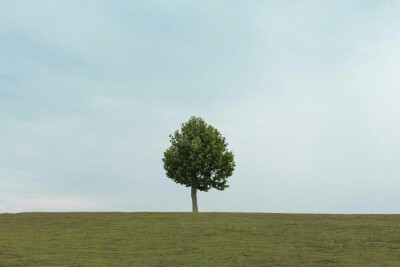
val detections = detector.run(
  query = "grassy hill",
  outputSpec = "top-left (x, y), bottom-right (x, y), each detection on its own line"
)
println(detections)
top-left (0, 212), bottom-right (399, 266)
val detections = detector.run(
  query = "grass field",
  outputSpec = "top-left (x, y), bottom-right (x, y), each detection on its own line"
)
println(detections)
top-left (0, 212), bottom-right (399, 266)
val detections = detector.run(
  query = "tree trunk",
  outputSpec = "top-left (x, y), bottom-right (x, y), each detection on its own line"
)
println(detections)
top-left (191, 182), bottom-right (198, 212)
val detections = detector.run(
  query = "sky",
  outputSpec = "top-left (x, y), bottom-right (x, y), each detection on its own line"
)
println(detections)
top-left (0, 1), bottom-right (399, 213)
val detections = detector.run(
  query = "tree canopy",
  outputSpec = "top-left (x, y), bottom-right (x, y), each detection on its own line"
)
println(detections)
top-left (162, 116), bottom-right (235, 212)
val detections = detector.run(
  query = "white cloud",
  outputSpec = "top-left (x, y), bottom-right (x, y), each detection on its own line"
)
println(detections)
top-left (0, 169), bottom-right (118, 212)
top-left (0, 195), bottom-right (116, 213)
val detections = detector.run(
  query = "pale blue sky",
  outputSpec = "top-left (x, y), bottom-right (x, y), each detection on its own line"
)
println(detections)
top-left (1, 1), bottom-right (399, 213)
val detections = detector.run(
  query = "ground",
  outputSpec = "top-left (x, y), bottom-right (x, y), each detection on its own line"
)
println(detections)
top-left (0, 212), bottom-right (399, 266)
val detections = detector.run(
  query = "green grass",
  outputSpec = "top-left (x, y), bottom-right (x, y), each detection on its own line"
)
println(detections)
top-left (0, 213), bottom-right (399, 266)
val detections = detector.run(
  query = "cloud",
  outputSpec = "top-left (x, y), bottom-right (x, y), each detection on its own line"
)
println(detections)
top-left (0, 1), bottom-right (399, 213)
top-left (0, 195), bottom-right (116, 213)
top-left (204, 34), bottom-right (400, 213)
top-left (0, 169), bottom-right (118, 212)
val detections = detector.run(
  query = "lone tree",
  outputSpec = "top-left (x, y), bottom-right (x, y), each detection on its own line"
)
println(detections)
top-left (162, 116), bottom-right (235, 212)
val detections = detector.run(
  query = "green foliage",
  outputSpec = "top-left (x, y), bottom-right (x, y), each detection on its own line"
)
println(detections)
top-left (163, 116), bottom-right (235, 191)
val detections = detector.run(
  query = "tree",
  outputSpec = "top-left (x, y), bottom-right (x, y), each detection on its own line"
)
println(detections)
top-left (162, 116), bottom-right (235, 212)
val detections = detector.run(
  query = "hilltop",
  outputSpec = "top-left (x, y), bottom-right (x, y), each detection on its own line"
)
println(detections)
top-left (0, 212), bottom-right (399, 266)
